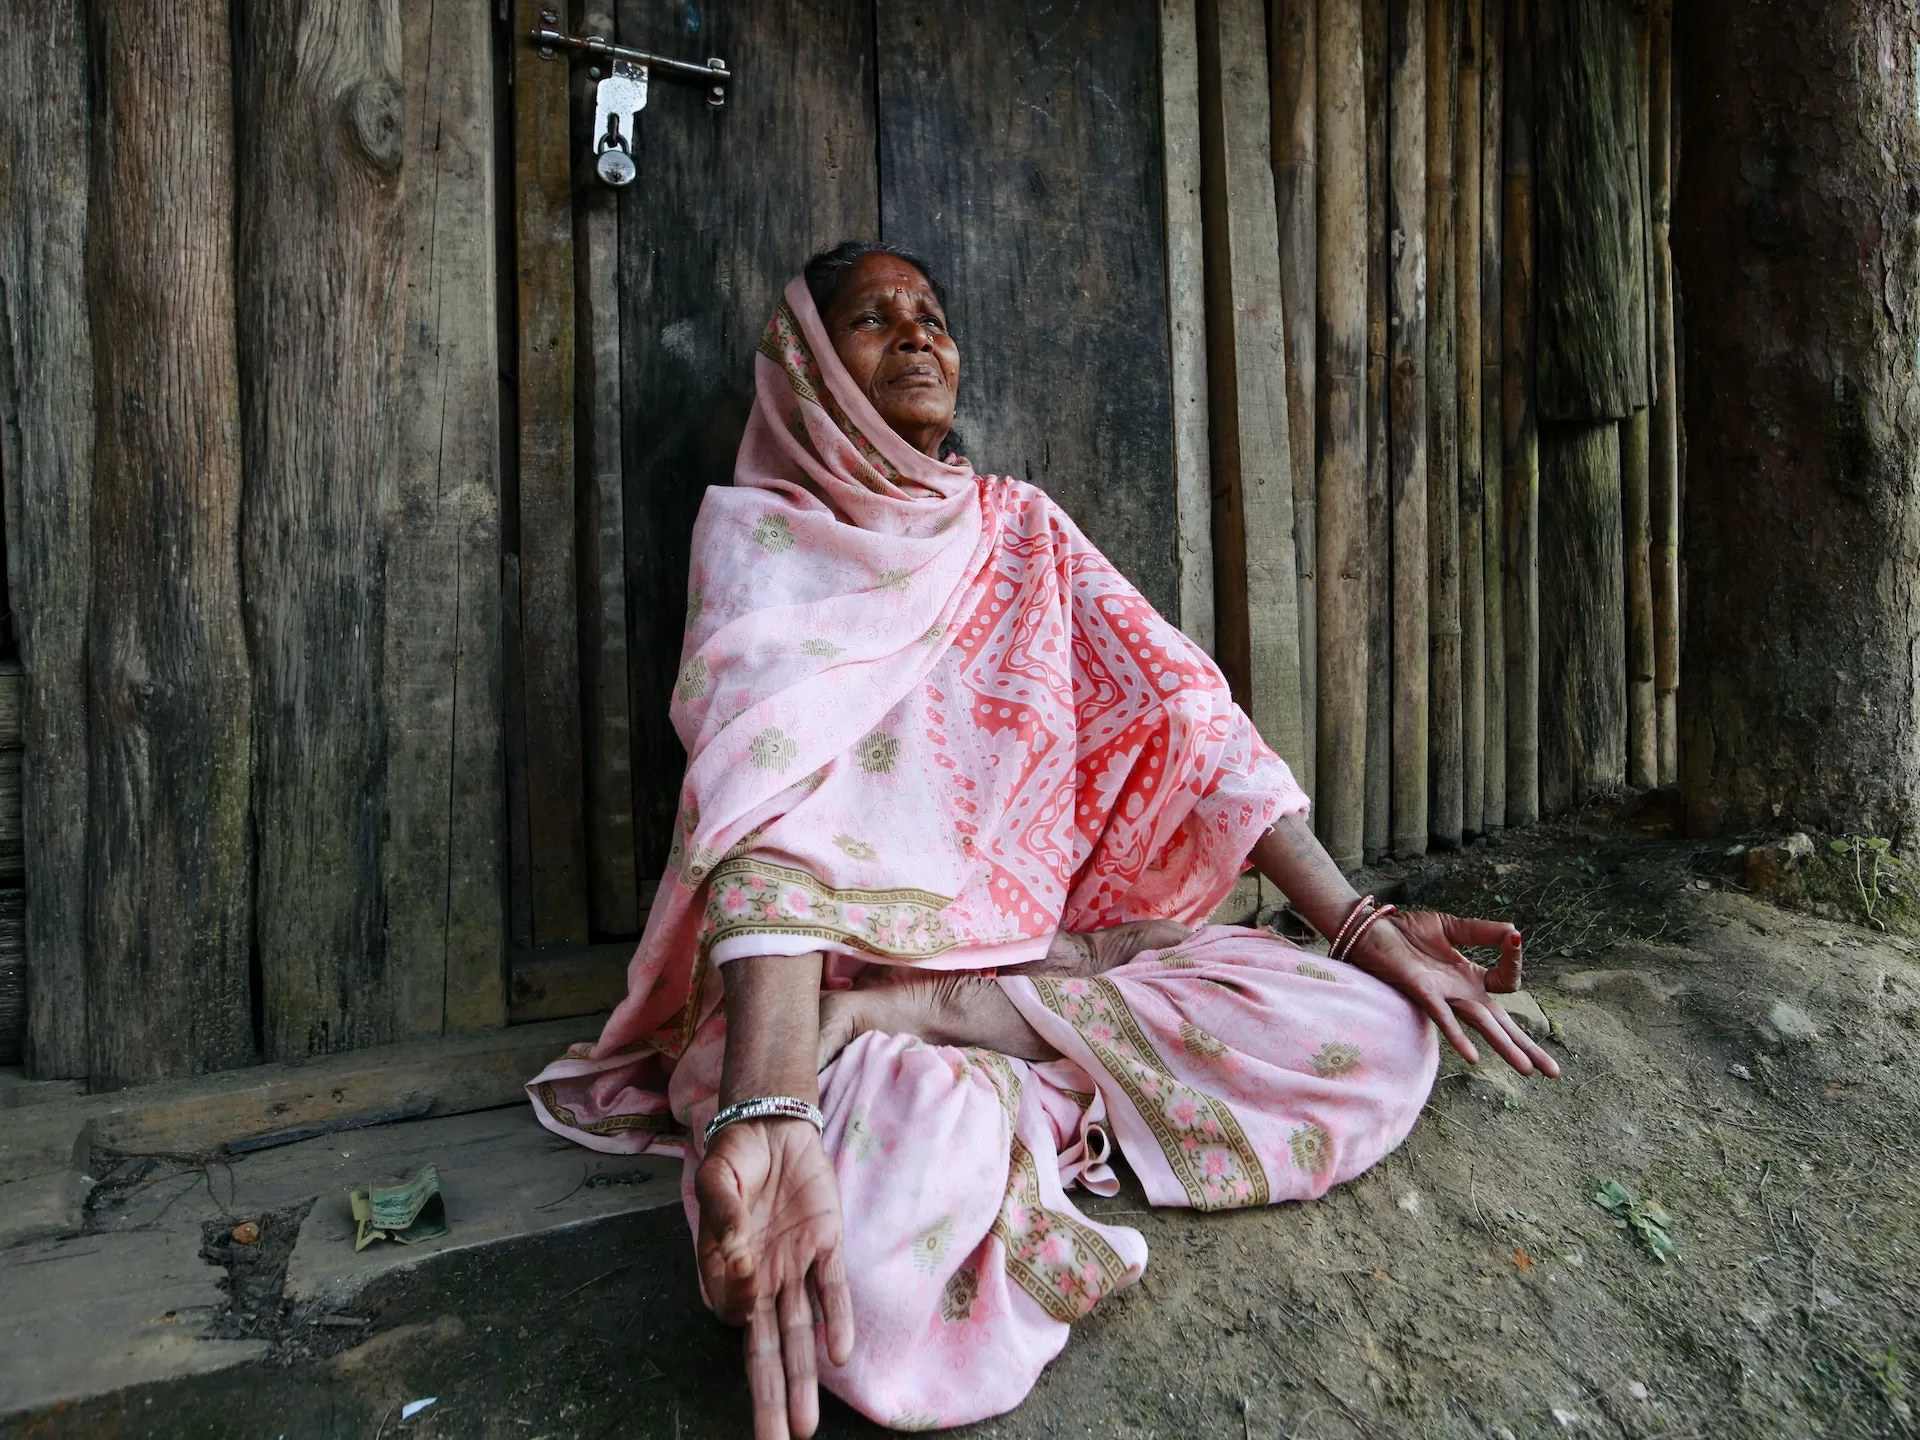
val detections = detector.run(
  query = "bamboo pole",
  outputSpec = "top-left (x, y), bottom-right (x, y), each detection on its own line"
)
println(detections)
top-left (1501, 0), bottom-right (1539, 826)
top-left (1273, 0), bottom-right (1319, 804)
top-left (1479, 0), bottom-right (1505, 832)
top-left (1649, 0), bottom-right (1680, 786)
top-left (1317, 0), bottom-right (1367, 870)
top-left (1623, 404), bottom-right (1656, 786)
top-left (1425, 0), bottom-right (1462, 849)
top-left (1363, 0), bottom-right (1393, 860)
top-left (1456, 0), bottom-right (1485, 838)
top-left (1388, 0), bottom-right (1429, 857)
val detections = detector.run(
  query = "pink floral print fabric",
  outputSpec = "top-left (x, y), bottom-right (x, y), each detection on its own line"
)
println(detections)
top-left (526, 277), bottom-right (1439, 1431)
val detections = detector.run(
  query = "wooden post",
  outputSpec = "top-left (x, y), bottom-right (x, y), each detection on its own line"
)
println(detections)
top-left (1273, 0), bottom-right (1318, 802)
top-left (1199, 0), bottom-right (1308, 775)
top-left (1501, 0), bottom-right (1539, 827)
top-left (514, 0), bottom-right (590, 945)
top-left (235, 1), bottom-right (407, 1060)
top-left (1623, 404), bottom-right (1656, 787)
top-left (1648, 0), bottom-right (1680, 786)
top-left (1539, 421), bottom-right (1626, 812)
top-left (1479, 0), bottom-right (1505, 832)
top-left (1387, 0), bottom-right (1428, 857)
top-left (1316, 0), bottom-right (1367, 870)
top-left (1363, 0), bottom-right (1393, 861)
top-left (1163, 0), bottom-right (1217, 653)
top-left (1425, 0), bottom-right (1462, 848)
top-left (85, 0), bottom-right (255, 1086)
top-left (0, 0), bottom-right (93, 1078)
top-left (1455, 0), bottom-right (1485, 838)
top-left (387, 0), bottom-right (507, 1032)
top-left (575, 3), bottom-right (638, 938)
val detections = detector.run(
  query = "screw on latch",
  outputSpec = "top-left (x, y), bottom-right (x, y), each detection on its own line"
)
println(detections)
top-left (707, 57), bottom-right (726, 106)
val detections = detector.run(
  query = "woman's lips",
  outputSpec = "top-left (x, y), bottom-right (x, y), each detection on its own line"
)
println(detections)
top-left (887, 366), bottom-right (944, 388)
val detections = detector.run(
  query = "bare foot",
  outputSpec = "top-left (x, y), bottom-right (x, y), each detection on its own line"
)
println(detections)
top-left (1013, 919), bottom-right (1196, 979)
top-left (816, 973), bottom-right (1057, 1070)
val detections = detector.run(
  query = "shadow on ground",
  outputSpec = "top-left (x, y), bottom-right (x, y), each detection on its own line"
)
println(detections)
top-left (7, 805), bottom-right (1919, 1439)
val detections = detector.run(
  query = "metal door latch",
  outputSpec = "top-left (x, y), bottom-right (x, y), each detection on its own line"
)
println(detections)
top-left (529, 13), bottom-right (729, 189)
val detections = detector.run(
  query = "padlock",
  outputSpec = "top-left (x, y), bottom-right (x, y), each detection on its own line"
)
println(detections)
top-left (592, 58), bottom-right (648, 188)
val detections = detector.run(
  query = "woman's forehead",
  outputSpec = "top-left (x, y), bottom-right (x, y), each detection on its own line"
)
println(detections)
top-left (839, 255), bottom-right (941, 307)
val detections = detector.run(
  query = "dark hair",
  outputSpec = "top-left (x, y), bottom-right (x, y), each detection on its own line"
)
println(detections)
top-left (802, 240), bottom-right (947, 315)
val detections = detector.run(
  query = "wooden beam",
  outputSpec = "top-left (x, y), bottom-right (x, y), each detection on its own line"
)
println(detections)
top-left (1425, 0), bottom-right (1462, 850)
top-left (1500, 0), bottom-right (1539, 827)
top-left (1273, 0), bottom-right (1319, 803)
top-left (514, 0), bottom-right (590, 945)
top-left (1199, 0), bottom-right (1307, 771)
top-left (508, 943), bottom-right (633, 1024)
top-left (1479, 0), bottom-right (1505, 832)
top-left (1387, 0), bottom-right (1428, 857)
top-left (0, 1017), bottom-right (600, 1185)
top-left (1623, 403), bottom-right (1656, 787)
top-left (1648, 0), bottom-right (1679, 787)
top-left (575, 3), bottom-right (639, 939)
top-left (1316, 0), bottom-right (1367, 871)
top-left (85, 0), bottom-right (255, 1088)
top-left (1540, 419), bottom-right (1625, 813)
top-left (1455, 0), bottom-right (1485, 839)
top-left (0, 0), bottom-right (92, 1078)
top-left (1162, 0), bottom-right (1218, 652)
top-left (235, 0), bottom-right (407, 1059)
top-left (1362, 0), bottom-right (1393, 862)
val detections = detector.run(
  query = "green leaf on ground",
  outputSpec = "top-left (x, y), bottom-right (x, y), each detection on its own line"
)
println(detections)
top-left (1593, 1179), bottom-right (1677, 1263)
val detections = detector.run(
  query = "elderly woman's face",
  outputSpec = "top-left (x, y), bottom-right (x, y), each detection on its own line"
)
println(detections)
top-left (820, 254), bottom-right (960, 458)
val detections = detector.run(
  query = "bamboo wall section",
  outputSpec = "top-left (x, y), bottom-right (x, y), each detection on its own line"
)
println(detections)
top-left (1178, 0), bottom-right (1681, 865)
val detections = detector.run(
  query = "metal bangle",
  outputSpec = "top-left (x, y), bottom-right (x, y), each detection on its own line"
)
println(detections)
top-left (1334, 903), bottom-right (1399, 963)
top-left (1328, 895), bottom-right (1375, 956)
top-left (702, 1095), bottom-right (826, 1148)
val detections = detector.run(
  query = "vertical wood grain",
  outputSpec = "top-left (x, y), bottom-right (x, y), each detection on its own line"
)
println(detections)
top-left (1456, 0), bottom-right (1485, 837)
top-left (1501, 0), bottom-right (1539, 826)
top-left (1273, 0), bottom-right (1319, 802)
top-left (0, 0), bottom-right (92, 1077)
top-left (1316, 0), bottom-right (1367, 869)
top-left (389, 0), bottom-right (507, 1033)
top-left (514, 0), bottom-right (589, 944)
top-left (1425, 0), bottom-right (1462, 849)
top-left (1479, 0), bottom-right (1505, 831)
top-left (620, 0), bottom-right (880, 877)
top-left (1540, 419), bottom-right (1626, 812)
top-left (1648, 0), bottom-right (1679, 786)
top-left (1362, 0), bottom-right (1393, 861)
top-left (1162, 0), bottom-right (1217, 651)
top-left (1623, 403), bottom-right (1657, 787)
top-left (1387, 0), bottom-right (1429, 857)
top-left (85, 0), bottom-right (255, 1087)
top-left (1199, 0), bottom-right (1307, 772)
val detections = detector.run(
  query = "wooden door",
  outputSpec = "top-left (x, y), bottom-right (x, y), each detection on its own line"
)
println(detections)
top-left (507, 0), bottom-right (1177, 1015)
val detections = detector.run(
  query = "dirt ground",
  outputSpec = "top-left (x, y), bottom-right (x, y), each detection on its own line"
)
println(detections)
top-left (10, 802), bottom-right (1919, 1439)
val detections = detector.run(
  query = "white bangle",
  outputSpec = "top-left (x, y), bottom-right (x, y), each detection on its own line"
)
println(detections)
top-left (703, 1095), bottom-right (826, 1148)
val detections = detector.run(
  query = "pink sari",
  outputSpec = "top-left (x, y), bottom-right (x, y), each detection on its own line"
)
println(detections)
top-left (528, 278), bottom-right (1437, 1430)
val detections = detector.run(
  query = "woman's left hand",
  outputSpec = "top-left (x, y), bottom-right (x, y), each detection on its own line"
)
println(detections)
top-left (1347, 912), bottom-right (1561, 1078)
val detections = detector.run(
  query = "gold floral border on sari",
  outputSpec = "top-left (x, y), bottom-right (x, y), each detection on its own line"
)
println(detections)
top-left (1028, 976), bottom-right (1270, 1211)
top-left (533, 1082), bottom-right (688, 1142)
top-left (703, 856), bottom-right (960, 960)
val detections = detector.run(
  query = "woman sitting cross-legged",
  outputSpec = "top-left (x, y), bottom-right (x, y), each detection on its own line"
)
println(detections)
top-left (527, 241), bottom-right (1559, 1439)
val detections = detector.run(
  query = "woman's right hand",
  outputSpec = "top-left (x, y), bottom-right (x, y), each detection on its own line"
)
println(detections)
top-left (695, 1117), bottom-right (856, 1440)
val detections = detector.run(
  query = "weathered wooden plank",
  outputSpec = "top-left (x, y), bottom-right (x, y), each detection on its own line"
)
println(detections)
top-left (1479, 0), bottom-right (1505, 832)
top-left (0, 888), bottom-right (22, 1066)
top-left (0, 0), bottom-right (91, 1079)
top-left (1425, 0), bottom-right (1462, 850)
top-left (503, 551), bottom-right (535, 952)
top-left (1533, 0), bottom-right (1648, 423)
top-left (1501, 0), bottom-right (1539, 827)
top-left (1539, 420), bottom-right (1625, 813)
top-left (1162, 0), bottom-right (1217, 651)
top-left (575, 4), bottom-right (639, 939)
top-left (0, 751), bottom-right (20, 881)
top-left (0, 1017), bottom-right (599, 1185)
top-left (1648, 0), bottom-right (1679, 787)
top-left (508, 943), bottom-right (635, 1024)
top-left (1273, 0), bottom-right (1319, 802)
top-left (1316, 0), bottom-right (1367, 870)
top-left (1456, 0), bottom-right (1484, 838)
top-left (0, 662), bottom-right (21, 750)
top-left (1363, 0), bottom-right (1393, 862)
top-left (618, 0), bottom-right (879, 878)
top-left (235, 0), bottom-right (406, 1060)
top-left (878, 1), bottom-right (1178, 617)
top-left (514, 0), bottom-right (589, 945)
top-left (1198, 0), bottom-right (1307, 769)
top-left (387, 0), bottom-right (507, 1033)
top-left (86, 0), bottom-right (255, 1089)
top-left (1387, 0), bottom-right (1429, 857)
top-left (1623, 404), bottom-right (1656, 787)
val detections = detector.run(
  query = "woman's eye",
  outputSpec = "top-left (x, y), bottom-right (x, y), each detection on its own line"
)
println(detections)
top-left (921, 316), bottom-right (945, 332)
